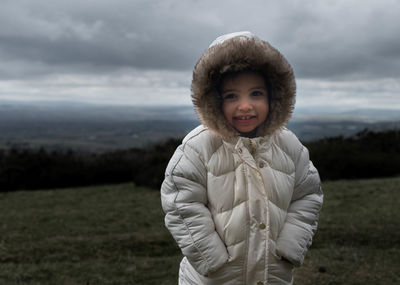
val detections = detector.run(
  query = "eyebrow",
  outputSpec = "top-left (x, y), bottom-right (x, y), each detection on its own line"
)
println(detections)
top-left (250, 86), bottom-right (267, 90)
top-left (221, 88), bottom-right (237, 94)
top-left (221, 86), bottom-right (267, 94)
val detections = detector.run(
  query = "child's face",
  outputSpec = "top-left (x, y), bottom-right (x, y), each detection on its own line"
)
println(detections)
top-left (221, 72), bottom-right (269, 137)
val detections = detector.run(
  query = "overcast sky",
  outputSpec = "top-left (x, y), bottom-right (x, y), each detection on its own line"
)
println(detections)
top-left (0, 0), bottom-right (399, 110)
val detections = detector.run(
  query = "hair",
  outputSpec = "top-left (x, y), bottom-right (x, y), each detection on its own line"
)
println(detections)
top-left (215, 69), bottom-right (273, 110)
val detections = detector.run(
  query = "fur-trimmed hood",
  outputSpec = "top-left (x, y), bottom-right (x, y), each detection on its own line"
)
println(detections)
top-left (191, 31), bottom-right (296, 140)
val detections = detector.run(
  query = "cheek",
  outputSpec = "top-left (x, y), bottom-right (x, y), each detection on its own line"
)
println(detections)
top-left (222, 102), bottom-right (233, 122)
top-left (265, 103), bottom-right (270, 117)
top-left (258, 100), bottom-right (269, 120)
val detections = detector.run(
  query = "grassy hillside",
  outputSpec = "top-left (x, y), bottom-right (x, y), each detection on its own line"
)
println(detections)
top-left (0, 178), bottom-right (399, 284)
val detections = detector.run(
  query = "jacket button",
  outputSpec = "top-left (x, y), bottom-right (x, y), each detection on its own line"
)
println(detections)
top-left (257, 282), bottom-right (264, 285)
top-left (238, 148), bottom-right (242, 154)
top-left (259, 162), bottom-right (264, 168)
top-left (259, 223), bottom-right (266, 230)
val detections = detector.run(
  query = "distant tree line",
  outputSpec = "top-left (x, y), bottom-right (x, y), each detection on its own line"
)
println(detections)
top-left (305, 129), bottom-right (400, 180)
top-left (0, 129), bottom-right (399, 192)
top-left (0, 139), bottom-right (178, 192)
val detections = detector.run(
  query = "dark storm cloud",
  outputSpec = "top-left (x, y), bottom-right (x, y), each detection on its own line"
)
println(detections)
top-left (264, 1), bottom-right (400, 80)
top-left (0, 0), bottom-right (216, 78)
top-left (1, 0), bottom-right (400, 81)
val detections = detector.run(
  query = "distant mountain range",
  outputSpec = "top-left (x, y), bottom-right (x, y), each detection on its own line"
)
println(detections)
top-left (292, 107), bottom-right (400, 123)
top-left (0, 100), bottom-right (399, 151)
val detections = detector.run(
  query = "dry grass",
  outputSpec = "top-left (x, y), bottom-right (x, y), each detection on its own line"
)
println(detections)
top-left (0, 177), bottom-right (399, 284)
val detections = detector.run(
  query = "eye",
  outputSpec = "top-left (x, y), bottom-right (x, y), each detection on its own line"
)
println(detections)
top-left (251, 90), bottom-right (265, 97)
top-left (222, 93), bottom-right (236, 100)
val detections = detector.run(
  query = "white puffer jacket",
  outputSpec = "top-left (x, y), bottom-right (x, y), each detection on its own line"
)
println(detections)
top-left (161, 32), bottom-right (323, 285)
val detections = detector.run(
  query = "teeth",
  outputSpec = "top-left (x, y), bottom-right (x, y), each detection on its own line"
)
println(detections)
top-left (238, 116), bottom-right (252, 120)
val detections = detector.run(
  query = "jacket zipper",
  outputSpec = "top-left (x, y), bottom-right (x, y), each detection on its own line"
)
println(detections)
top-left (248, 138), bottom-right (255, 156)
top-left (247, 138), bottom-right (270, 283)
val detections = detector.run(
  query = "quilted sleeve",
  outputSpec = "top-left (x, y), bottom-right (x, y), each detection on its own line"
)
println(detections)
top-left (160, 142), bottom-right (229, 275)
top-left (276, 141), bottom-right (323, 267)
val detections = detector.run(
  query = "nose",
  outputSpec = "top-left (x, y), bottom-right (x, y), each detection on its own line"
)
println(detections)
top-left (238, 98), bottom-right (253, 112)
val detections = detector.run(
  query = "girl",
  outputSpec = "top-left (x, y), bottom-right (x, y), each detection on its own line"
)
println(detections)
top-left (161, 31), bottom-right (323, 285)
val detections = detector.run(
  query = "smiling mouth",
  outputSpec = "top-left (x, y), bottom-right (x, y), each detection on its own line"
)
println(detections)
top-left (234, 115), bottom-right (256, 120)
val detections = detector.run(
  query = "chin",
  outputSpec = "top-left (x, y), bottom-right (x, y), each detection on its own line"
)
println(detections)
top-left (238, 129), bottom-right (258, 138)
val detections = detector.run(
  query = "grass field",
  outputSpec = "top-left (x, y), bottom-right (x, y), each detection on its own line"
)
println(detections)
top-left (0, 177), bottom-right (399, 284)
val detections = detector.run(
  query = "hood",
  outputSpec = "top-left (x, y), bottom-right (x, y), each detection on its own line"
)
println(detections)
top-left (191, 31), bottom-right (296, 139)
